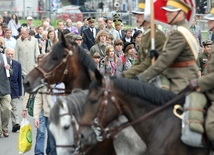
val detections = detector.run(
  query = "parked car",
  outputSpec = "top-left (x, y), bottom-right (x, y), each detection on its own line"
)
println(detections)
top-left (55, 5), bottom-right (83, 22)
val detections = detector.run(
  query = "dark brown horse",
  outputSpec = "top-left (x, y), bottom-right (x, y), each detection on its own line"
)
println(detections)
top-left (79, 72), bottom-right (210, 155)
top-left (23, 31), bottom-right (96, 94)
top-left (23, 31), bottom-right (116, 155)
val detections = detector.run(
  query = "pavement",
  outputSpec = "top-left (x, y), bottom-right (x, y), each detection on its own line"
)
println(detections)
top-left (0, 98), bottom-right (38, 155)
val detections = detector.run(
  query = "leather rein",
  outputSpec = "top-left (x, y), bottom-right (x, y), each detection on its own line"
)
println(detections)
top-left (80, 77), bottom-right (191, 141)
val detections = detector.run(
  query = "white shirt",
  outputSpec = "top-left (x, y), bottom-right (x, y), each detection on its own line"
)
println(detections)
top-left (5, 37), bottom-right (17, 49)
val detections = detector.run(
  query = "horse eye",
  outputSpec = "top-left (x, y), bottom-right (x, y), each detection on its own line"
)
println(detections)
top-left (89, 99), bottom-right (98, 104)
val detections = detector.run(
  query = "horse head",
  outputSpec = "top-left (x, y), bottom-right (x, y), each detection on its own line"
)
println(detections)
top-left (49, 97), bottom-right (80, 155)
top-left (23, 30), bottom-right (96, 94)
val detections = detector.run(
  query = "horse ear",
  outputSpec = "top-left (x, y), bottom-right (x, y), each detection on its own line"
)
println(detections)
top-left (95, 69), bottom-right (103, 86)
top-left (58, 30), bottom-right (67, 47)
top-left (56, 97), bottom-right (64, 108)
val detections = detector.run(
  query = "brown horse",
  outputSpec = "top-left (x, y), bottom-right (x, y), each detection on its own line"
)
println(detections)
top-left (23, 31), bottom-right (96, 94)
top-left (23, 31), bottom-right (116, 155)
top-left (79, 71), bottom-right (211, 155)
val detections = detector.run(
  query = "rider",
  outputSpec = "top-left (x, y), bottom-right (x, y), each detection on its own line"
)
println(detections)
top-left (122, 0), bottom-right (166, 79)
top-left (137, 0), bottom-right (199, 93)
top-left (189, 7), bottom-right (214, 144)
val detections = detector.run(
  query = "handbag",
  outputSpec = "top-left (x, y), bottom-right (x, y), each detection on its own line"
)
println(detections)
top-left (18, 118), bottom-right (32, 154)
top-left (26, 94), bottom-right (36, 117)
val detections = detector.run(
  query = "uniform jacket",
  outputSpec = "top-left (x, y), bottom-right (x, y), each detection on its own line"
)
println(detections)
top-left (82, 27), bottom-right (99, 50)
top-left (90, 43), bottom-right (107, 59)
top-left (198, 44), bottom-right (214, 102)
top-left (138, 20), bottom-right (199, 93)
top-left (124, 27), bottom-right (166, 78)
top-left (10, 59), bottom-right (22, 99)
top-left (197, 51), bottom-right (209, 75)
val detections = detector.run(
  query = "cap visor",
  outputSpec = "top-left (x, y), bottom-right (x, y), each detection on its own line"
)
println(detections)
top-left (204, 14), bottom-right (214, 20)
top-left (132, 8), bottom-right (144, 14)
top-left (162, 6), bottom-right (181, 12)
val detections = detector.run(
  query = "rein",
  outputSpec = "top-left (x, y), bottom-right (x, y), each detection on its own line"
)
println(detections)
top-left (36, 48), bottom-right (73, 85)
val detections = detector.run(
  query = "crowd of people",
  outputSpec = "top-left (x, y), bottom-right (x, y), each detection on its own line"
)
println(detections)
top-left (0, 0), bottom-right (214, 153)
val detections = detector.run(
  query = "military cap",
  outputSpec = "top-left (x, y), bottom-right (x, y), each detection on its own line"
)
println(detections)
top-left (162, 0), bottom-right (191, 14)
top-left (87, 17), bottom-right (96, 23)
top-left (202, 40), bottom-right (213, 46)
top-left (73, 35), bottom-right (82, 40)
top-left (132, 2), bottom-right (145, 14)
top-left (204, 8), bottom-right (214, 20)
top-left (113, 13), bottom-right (120, 19)
top-left (113, 19), bottom-right (123, 26)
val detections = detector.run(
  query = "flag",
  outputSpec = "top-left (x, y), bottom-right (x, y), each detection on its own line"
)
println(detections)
top-left (145, 0), bottom-right (196, 27)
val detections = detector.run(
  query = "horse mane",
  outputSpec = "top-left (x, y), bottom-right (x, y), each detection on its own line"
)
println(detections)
top-left (49, 89), bottom-right (88, 125)
top-left (51, 41), bottom-right (96, 73)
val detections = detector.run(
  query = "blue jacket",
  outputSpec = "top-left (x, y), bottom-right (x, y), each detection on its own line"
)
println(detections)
top-left (10, 59), bottom-right (22, 99)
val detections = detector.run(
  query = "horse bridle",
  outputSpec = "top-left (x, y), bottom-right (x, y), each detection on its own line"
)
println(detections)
top-left (35, 48), bottom-right (73, 86)
top-left (56, 112), bottom-right (81, 155)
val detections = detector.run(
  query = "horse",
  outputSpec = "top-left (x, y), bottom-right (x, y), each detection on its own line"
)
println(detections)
top-left (79, 72), bottom-right (211, 155)
top-left (23, 31), bottom-right (96, 94)
top-left (49, 89), bottom-right (116, 155)
top-left (23, 31), bottom-right (117, 155)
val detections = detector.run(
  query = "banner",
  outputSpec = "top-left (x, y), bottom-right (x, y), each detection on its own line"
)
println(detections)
top-left (145, 0), bottom-right (196, 27)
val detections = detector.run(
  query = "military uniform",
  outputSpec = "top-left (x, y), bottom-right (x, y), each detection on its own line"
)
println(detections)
top-left (197, 8), bottom-right (214, 141)
top-left (138, 19), bottom-right (199, 93)
top-left (124, 28), bottom-right (166, 78)
top-left (197, 51), bottom-right (209, 75)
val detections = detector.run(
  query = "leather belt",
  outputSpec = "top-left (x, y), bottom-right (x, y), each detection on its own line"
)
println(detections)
top-left (170, 60), bottom-right (196, 68)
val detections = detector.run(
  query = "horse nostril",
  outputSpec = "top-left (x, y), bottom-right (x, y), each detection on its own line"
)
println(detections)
top-left (64, 125), bottom-right (70, 130)
top-left (23, 79), bottom-right (30, 88)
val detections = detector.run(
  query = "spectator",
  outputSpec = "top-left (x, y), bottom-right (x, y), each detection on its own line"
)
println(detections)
top-left (114, 39), bottom-right (124, 73)
top-left (92, 52), bottom-right (101, 69)
top-left (64, 19), bottom-right (77, 34)
top-left (0, 23), bottom-right (5, 37)
top-left (133, 30), bottom-right (143, 54)
top-left (82, 17), bottom-right (99, 50)
top-left (26, 16), bottom-right (34, 29)
top-left (114, 19), bottom-right (125, 40)
top-left (7, 14), bottom-right (20, 38)
top-left (0, 36), bottom-right (6, 53)
top-left (35, 26), bottom-right (44, 54)
top-left (122, 28), bottom-right (134, 44)
top-left (3, 11), bottom-right (11, 25)
top-left (55, 20), bottom-right (64, 39)
top-left (190, 18), bottom-right (203, 49)
top-left (105, 18), bottom-right (120, 41)
top-left (0, 51), bottom-right (12, 137)
top-left (4, 28), bottom-right (16, 50)
top-left (5, 47), bottom-right (22, 132)
top-left (97, 17), bottom-right (106, 29)
top-left (78, 17), bottom-right (89, 35)
top-left (42, 30), bottom-right (58, 53)
top-left (106, 33), bottom-right (114, 45)
top-left (75, 21), bottom-right (82, 34)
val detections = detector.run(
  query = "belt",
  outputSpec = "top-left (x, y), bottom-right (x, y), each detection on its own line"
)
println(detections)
top-left (170, 60), bottom-right (196, 68)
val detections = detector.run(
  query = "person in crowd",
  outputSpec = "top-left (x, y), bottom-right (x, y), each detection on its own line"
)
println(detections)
top-left (92, 52), bottom-right (101, 70)
top-left (0, 36), bottom-right (6, 53)
top-left (55, 20), bottom-right (64, 39)
top-left (0, 15), bottom-right (3, 25)
top-left (33, 54), bottom-right (57, 155)
top-left (97, 17), bottom-right (106, 30)
top-left (75, 21), bottom-right (82, 34)
top-left (106, 33), bottom-right (114, 45)
top-left (121, 42), bottom-right (137, 71)
top-left (35, 26), bottom-right (44, 54)
top-left (42, 20), bottom-right (51, 31)
top-left (7, 14), bottom-right (20, 38)
top-left (90, 30), bottom-right (109, 59)
top-left (197, 40), bottom-right (212, 76)
top-left (105, 18), bottom-right (120, 41)
top-left (82, 17), bottom-right (99, 50)
top-left (122, 1), bottom-right (166, 79)
top-left (133, 30), bottom-right (143, 54)
top-left (15, 27), bottom-right (40, 121)
top-left (4, 28), bottom-right (16, 50)
top-left (78, 17), bottom-right (89, 35)
top-left (122, 28), bottom-right (134, 44)
top-left (0, 51), bottom-right (12, 137)
top-left (100, 44), bottom-right (118, 76)
top-left (190, 18), bottom-right (203, 51)
top-left (3, 11), bottom-right (11, 25)
top-left (189, 7), bottom-right (214, 148)
top-left (136, 0), bottom-right (199, 93)
top-left (26, 16), bottom-right (34, 29)
top-left (114, 19), bottom-right (125, 40)
top-left (5, 47), bottom-right (22, 132)
top-left (114, 39), bottom-right (124, 73)
top-left (42, 30), bottom-right (58, 53)
top-left (64, 19), bottom-right (77, 34)
top-left (0, 23), bottom-right (5, 37)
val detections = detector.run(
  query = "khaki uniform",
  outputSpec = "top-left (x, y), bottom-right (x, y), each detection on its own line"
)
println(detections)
top-left (123, 27), bottom-right (166, 78)
top-left (198, 45), bottom-right (214, 140)
top-left (197, 51), bottom-right (209, 75)
top-left (138, 20), bottom-right (199, 93)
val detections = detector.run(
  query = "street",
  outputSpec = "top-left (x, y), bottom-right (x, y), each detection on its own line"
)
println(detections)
top-left (0, 98), bottom-right (38, 155)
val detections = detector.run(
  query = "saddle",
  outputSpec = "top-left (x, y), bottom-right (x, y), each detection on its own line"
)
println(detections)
top-left (173, 92), bottom-right (211, 148)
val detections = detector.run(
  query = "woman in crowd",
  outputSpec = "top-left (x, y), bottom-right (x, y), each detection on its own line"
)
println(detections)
top-left (7, 14), bottom-right (20, 38)
top-left (133, 30), bottom-right (142, 55)
top-left (42, 30), bottom-right (58, 53)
